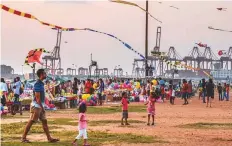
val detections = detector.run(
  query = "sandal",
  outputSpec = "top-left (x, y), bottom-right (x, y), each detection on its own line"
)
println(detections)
top-left (48, 138), bottom-right (59, 143)
top-left (21, 138), bottom-right (31, 143)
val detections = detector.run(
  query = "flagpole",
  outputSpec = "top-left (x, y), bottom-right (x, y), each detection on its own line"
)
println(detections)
top-left (145, 0), bottom-right (149, 77)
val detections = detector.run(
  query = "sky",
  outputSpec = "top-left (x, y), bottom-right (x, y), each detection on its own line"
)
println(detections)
top-left (1, 0), bottom-right (232, 75)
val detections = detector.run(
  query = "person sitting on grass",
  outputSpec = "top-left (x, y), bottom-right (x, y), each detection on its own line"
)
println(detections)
top-left (145, 92), bottom-right (156, 126)
top-left (73, 102), bottom-right (89, 146)
top-left (121, 92), bottom-right (130, 125)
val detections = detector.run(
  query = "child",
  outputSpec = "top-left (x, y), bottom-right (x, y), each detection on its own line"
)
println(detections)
top-left (121, 92), bottom-right (130, 125)
top-left (142, 86), bottom-right (147, 102)
top-left (171, 89), bottom-right (176, 104)
top-left (145, 92), bottom-right (156, 126)
top-left (170, 85), bottom-right (175, 105)
top-left (72, 102), bottom-right (90, 146)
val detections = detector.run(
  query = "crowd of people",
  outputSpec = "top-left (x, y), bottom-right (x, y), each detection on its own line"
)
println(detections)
top-left (0, 69), bottom-right (231, 145)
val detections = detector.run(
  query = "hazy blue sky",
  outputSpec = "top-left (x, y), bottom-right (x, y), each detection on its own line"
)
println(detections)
top-left (1, 0), bottom-right (232, 74)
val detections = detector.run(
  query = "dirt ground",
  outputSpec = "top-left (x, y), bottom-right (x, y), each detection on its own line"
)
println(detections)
top-left (2, 94), bottom-right (232, 146)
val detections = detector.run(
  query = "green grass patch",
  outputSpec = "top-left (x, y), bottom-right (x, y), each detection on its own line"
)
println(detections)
top-left (87, 106), bottom-right (146, 114)
top-left (2, 130), bottom-right (167, 146)
top-left (48, 118), bottom-right (77, 126)
top-left (48, 118), bottom-right (145, 127)
top-left (1, 122), bottom-right (59, 135)
top-left (178, 122), bottom-right (232, 129)
top-left (89, 120), bottom-right (145, 126)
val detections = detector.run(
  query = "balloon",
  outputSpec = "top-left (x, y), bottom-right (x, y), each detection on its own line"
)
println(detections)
top-left (136, 82), bottom-right (140, 89)
top-left (93, 83), bottom-right (98, 89)
top-left (165, 82), bottom-right (169, 86)
top-left (159, 80), bottom-right (165, 85)
top-left (123, 83), bottom-right (127, 88)
top-left (152, 80), bottom-right (157, 86)
top-left (82, 94), bottom-right (90, 100)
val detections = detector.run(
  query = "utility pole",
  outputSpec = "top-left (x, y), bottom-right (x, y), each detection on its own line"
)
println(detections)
top-left (145, 0), bottom-right (149, 77)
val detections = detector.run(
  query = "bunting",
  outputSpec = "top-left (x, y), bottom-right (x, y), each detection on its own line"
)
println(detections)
top-left (1, 4), bottom-right (145, 59)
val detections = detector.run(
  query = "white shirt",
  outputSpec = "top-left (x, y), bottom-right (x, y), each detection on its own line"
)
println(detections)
top-left (172, 90), bottom-right (175, 96)
top-left (0, 82), bottom-right (8, 92)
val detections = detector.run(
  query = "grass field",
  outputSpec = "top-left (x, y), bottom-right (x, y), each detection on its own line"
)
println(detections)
top-left (1, 97), bottom-right (232, 146)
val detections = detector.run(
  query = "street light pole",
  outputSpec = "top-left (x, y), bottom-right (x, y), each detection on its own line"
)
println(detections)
top-left (145, 0), bottom-right (149, 77)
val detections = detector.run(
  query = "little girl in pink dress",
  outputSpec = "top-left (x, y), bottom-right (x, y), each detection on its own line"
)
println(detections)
top-left (145, 96), bottom-right (156, 126)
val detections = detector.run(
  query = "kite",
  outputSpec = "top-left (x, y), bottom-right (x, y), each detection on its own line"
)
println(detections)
top-left (208, 26), bottom-right (232, 33)
top-left (52, 27), bottom-right (145, 59)
top-left (157, 1), bottom-right (179, 10)
top-left (1, 4), bottom-right (145, 59)
top-left (110, 0), bottom-right (162, 23)
top-left (24, 48), bottom-right (50, 68)
top-left (169, 6), bottom-right (179, 10)
top-left (195, 42), bottom-right (207, 48)
top-left (218, 50), bottom-right (227, 56)
top-left (217, 8), bottom-right (227, 11)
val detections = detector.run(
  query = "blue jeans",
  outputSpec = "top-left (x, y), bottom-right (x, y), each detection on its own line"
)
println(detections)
top-left (223, 92), bottom-right (227, 101)
top-left (225, 92), bottom-right (229, 101)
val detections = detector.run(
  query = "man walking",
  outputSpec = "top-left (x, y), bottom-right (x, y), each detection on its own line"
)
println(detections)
top-left (22, 69), bottom-right (59, 143)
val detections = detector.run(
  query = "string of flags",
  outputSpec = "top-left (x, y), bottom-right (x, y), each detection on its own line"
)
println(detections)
top-left (24, 48), bottom-right (50, 68)
top-left (1, 4), bottom-right (145, 59)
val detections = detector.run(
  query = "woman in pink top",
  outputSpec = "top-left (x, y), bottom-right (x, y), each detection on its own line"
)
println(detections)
top-left (72, 103), bottom-right (89, 146)
top-left (145, 93), bottom-right (156, 126)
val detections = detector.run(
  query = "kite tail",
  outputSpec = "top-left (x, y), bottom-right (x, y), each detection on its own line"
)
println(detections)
top-left (2, 4), bottom-right (145, 59)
